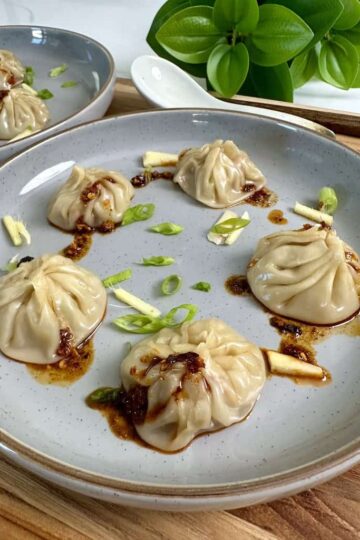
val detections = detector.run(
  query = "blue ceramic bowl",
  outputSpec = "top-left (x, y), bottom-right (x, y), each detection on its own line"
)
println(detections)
top-left (0, 25), bottom-right (115, 161)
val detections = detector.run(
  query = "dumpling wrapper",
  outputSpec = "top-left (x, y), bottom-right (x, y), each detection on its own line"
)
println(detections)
top-left (120, 318), bottom-right (266, 452)
top-left (173, 139), bottom-right (266, 208)
top-left (0, 49), bottom-right (25, 91)
top-left (247, 226), bottom-right (360, 325)
top-left (0, 86), bottom-right (49, 140)
top-left (0, 254), bottom-right (107, 364)
top-left (48, 166), bottom-right (135, 231)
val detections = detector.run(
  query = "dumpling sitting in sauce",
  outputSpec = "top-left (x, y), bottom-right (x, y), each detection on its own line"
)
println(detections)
top-left (120, 319), bottom-right (266, 452)
top-left (247, 226), bottom-right (360, 325)
top-left (48, 166), bottom-right (134, 232)
top-left (0, 86), bottom-right (49, 140)
top-left (173, 139), bottom-right (266, 208)
top-left (0, 254), bottom-right (107, 364)
top-left (0, 49), bottom-right (25, 92)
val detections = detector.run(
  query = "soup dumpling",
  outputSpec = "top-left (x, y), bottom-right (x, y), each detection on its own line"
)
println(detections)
top-left (0, 49), bottom-right (25, 91)
top-left (0, 254), bottom-right (107, 364)
top-left (247, 226), bottom-right (360, 325)
top-left (0, 86), bottom-right (49, 140)
top-left (48, 166), bottom-right (135, 232)
top-left (173, 139), bottom-right (266, 208)
top-left (120, 318), bottom-right (266, 452)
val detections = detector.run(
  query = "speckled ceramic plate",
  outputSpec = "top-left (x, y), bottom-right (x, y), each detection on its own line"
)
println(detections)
top-left (0, 110), bottom-right (359, 511)
top-left (0, 26), bottom-right (115, 161)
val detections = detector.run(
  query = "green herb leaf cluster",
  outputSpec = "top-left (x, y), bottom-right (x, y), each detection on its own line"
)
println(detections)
top-left (148, 0), bottom-right (360, 100)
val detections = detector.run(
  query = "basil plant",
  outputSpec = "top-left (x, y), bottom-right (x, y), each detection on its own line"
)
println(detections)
top-left (147, 0), bottom-right (360, 102)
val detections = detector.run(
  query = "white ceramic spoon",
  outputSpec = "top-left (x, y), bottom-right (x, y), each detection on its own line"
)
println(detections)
top-left (131, 55), bottom-right (335, 139)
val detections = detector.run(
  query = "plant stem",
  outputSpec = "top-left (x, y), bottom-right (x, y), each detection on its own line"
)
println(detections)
top-left (231, 28), bottom-right (237, 47)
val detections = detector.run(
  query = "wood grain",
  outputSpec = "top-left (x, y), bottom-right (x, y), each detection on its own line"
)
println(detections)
top-left (1, 79), bottom-right (359, 539)
top-left (222, 93), bottom-right (360, 137)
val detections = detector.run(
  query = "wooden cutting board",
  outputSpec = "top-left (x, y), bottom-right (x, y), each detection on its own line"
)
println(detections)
top-left (1, 79), bottom-right (359, 539)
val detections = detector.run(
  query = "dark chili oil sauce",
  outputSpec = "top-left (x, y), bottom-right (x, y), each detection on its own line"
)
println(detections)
top-left (27, 338), bottom-right (94, 386)
top-left (87, 352), bottom-right (207, 451)
top-left (268, 209), bottom-right (288, 225)
top-left (242, 186), bottom-right (278, 208)
top-left (225, 275), bottom-right (251, 296)
top-left (131, 170), bottom-right (174, 188)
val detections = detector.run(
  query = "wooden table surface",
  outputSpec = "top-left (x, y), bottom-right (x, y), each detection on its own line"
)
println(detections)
top-left (1, 79), bottom-right (360, 540)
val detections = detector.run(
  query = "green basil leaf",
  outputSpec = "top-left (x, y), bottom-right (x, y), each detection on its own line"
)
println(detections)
top-left (213, 0), bottom-right (259, 33)
top-left (141, 256), bottom-right (175, 266)
top-left (241, 62), bottom-right (294, 101)
top-left (340, 24), bottom-right (360, 86)
top-left (156, 5), bottom-right (225, 63)
top-left (340, 22), bottom-right (360, 46)
top-left (207, 42), bottom-right (249, 97)
top-left (334, 0), bottom-right (360, 30)
top-left (147, 0), bottom-right (213, 77)
top-left (290, 48), bottom-right (317, 88)
top-left (319, 35), bottom-right (359, 89)
top-left (37, 89), bottom-right (54, 100)
top-left (352, 65), bottom-right (360, 86)
top-left (24, 66), bottom-right (35, 86)
top-left (246, 4), bottom-right (314, 66)
top-left (263, 0), bottom-right (344, 50)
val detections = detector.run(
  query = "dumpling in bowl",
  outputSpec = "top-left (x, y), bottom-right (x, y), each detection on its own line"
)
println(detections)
top-left (48, 166), bottom-right (134, 232)
top-left (0, 49), bottom-right (25, 91)
top-left (120, 319), bottom-right (266, 452)
top-left (0, 254), bottom-right (107, 364)
top-left (173, 139), bottom-right (266, 208)
top-left (0, 86), bottom-right (49, 139)
top-left (247, 226), bottom-right (360, 325)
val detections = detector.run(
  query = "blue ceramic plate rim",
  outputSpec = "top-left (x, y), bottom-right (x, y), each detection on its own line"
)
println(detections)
top-left (0, 24), bottom-right (115, 150)
top-left (0, 109), bottom-right (359, 499)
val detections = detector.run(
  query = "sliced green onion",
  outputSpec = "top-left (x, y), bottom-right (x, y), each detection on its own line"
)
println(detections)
top-left (122, 203), bottom-right (155, 226)
top-left (37, 89), bottom-right (54, 100)
top-left (318, 187), bottom-right (338, 215)
top-left (150, 222), bottom-right (184, 235)
top-left (192, 281), bottom-right (211, 292)
top-left (49, 63), bottom-right (68, 78)
top-left (160, 304), bottom-right (198, 328)
top-left (2, 254), bottom-right (19, 272)
top-left (23, 66), bottom-right (34, 86)
top-left (141, 256), bottom-right (175, 266)
top-left (87, 387), bottom-right (121, 404)
top-left (61, 80), bottom-right (78, 88)
top-left (161, 274), bottom-right (182, 295)
top-left (113, 313), bottom-right (163, 334)
top-left (211, 217), bottom-right (250, 235)
top-left (102, 268), bottom-right (132, 288)
top-left (113, 287), bottom-right (161, 318)
top-left (113, 303), bottom-right (198, 334)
